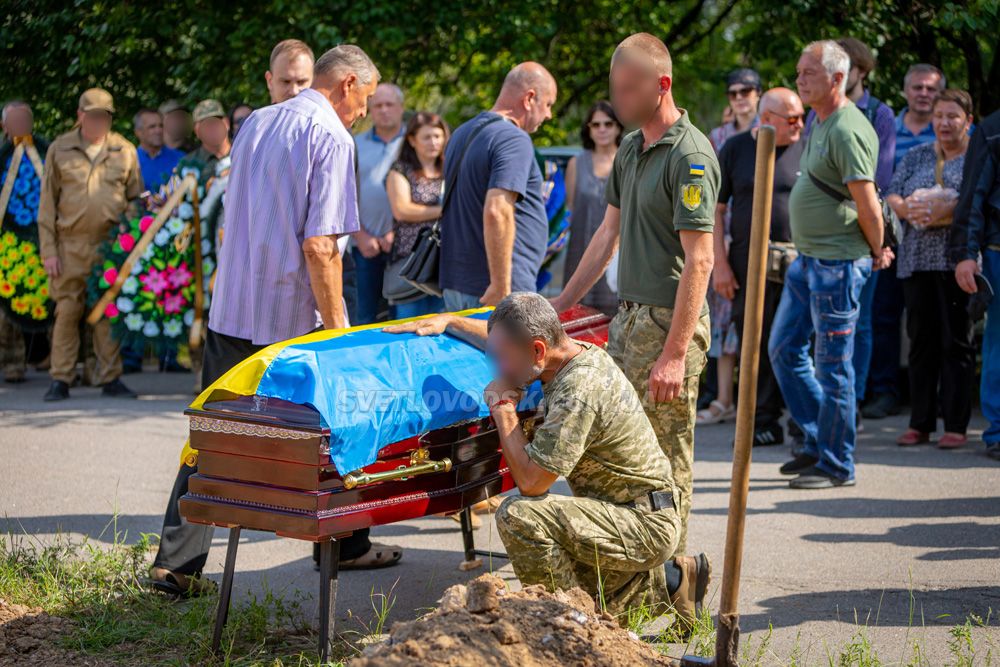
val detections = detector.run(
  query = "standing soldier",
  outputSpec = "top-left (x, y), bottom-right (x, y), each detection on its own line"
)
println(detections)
top-left (38, 88), bottom-right (142, 401)
top-left (551, 33), bottom-right (719, 557)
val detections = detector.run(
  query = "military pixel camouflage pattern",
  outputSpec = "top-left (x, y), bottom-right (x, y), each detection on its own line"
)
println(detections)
top-left (0, 309), bottom-right (26, 377)
top-left (496, 493), bottom-right (680, 616)
top-left (606, 303), bottom-right (710, 555)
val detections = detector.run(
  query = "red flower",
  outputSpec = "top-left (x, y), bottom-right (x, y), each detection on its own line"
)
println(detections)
top-left (103, 267), bottom-right (118, 285)
top-left (105, 302), bottom-right (119, 318)
top-left (118, 233), bottom-right (136, 252)
top-left (161, 292), bottom-right (187, 314)
top-left (140, 215), bottom-right (155, 233)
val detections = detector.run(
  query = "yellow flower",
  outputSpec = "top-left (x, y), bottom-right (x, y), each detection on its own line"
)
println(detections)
top-left (6, 248), bottom-right (21, 262)
top-left (11, 297), bottom-right (29, 314)
top-left (0, 257), bottom-right (11, 270)
top-left (0, 232), bottom-right (15, 248)
top-left (38, 285), bottom-right (49, 298)
top-left (25, 254), bottom-right (39, 267)
top-left (30, 304), bottom-right (47, 320)
top-left (23, 275), bottom-right (38, 290)
top-left (19, 242), bottom-right (34, 256)
top-left (0, 281), bottom-right (13, 298)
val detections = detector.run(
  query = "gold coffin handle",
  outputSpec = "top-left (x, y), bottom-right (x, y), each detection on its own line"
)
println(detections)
top-left (342, 448), bottom-right (452, 490)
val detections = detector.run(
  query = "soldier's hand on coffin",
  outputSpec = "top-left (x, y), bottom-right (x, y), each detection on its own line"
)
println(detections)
top-left (484, 378), bottom-right (523, 409)
top-left (648, 352), bottom-right (685, 403)
top-left (43, 256), bottom-right (61, 279)
top-left (383, 313), bottom-right (454, 336)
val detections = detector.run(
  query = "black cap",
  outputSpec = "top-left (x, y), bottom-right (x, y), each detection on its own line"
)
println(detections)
top-left (726, 68), bottom-right (761, 91)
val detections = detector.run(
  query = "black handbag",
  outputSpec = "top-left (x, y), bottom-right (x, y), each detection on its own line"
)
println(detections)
top-left (400, 115), bottom-right (504, 296)
top-left (807, 169), bottom-right (901, 248)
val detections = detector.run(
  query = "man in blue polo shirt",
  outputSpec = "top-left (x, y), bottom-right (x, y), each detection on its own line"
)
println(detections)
top-left (134, 108), bottom-right (184, 192)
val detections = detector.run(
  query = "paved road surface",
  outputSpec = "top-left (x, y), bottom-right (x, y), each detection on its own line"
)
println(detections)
top-left (2, 370), bottom-right (998, 664)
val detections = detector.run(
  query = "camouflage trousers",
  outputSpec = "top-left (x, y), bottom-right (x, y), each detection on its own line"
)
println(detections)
top-left (495, 493), bottom-right (681, 617)
top-left (0, 308), bottom-right (26, 377)
top-left (606, 303), bottom-right (710, 555)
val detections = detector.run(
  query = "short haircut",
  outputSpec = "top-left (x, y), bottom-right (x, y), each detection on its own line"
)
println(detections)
top-left (580, 100), bottom-right (623, 150)
top-left (269, 39), bottom-right (314, 69)
top-left (933, 88), bottom-right (973, 117)
top-left (488, 292), bottom-right (568, 347)
top-left (314, 44), bottom-right (380, 86)
top-left (378, 82), bottom-right (404, 104)
top-left (501, 63), bottom-right (555, 97)
top-left (836, 37), bottom-right (876, 77)
top-left (613, 33), bottom-right (672, 78)
top-left (904, 63), bottom-right (946, 90)
top-left (803, 40), bottom-right (850, 94)
top-left (133, 107), bottom-right (160, 130)
top-left (1, 100), bottom-right (31, 123)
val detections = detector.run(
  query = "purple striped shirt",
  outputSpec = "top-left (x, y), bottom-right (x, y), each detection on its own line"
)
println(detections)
top-left (209, 89), bottom-right (360, 345)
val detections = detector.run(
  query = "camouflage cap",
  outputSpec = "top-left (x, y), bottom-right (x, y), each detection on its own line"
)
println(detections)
top-left (192, 99), bottom-right (226, 123)
top-left (79, 88), bottom-right (115, 114)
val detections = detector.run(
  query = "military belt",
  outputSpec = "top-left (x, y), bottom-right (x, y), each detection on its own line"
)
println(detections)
top-left (618, 299), bottom-right (648, 310)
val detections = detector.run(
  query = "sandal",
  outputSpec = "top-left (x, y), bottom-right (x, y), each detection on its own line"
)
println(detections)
top-left (937, 433), bottom-right (967, 449)
top-left (896, 429), bottom-right (930, 446)
top-left (449, 511), bottom-right (482, 529)
top-left (338, 542), bottom-right (403, 570)
top-left (696, 400), bottom-right (735, 425)
top-left (147, 567), bottom-right (217, 598)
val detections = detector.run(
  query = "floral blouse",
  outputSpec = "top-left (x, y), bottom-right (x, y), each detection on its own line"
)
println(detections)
top-left (888, 141), bottom-right (965, 279)
top-left (389, 161), bottom-right (443, 262)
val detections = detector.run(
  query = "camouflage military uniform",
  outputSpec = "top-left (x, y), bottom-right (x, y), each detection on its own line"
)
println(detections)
top-left (495, 342), bottom-right (681, 616)
top-left (0, 309), bottom-right (26, 380)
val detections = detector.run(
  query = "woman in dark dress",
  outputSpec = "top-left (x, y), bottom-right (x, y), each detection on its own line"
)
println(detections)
top-left (563, 101), bottom-right (623, 315)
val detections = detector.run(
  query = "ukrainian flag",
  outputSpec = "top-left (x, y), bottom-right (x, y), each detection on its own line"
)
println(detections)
top-left (689, 163), bottom-right (706, 177)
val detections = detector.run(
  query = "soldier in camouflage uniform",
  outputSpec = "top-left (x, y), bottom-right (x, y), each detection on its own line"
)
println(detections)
top-left (384, 293), bottom-right (711, 634)
top-left (551, 34), bottom-right (719, 554)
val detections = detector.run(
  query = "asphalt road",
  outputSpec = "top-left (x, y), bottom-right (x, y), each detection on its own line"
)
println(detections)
top-left (2, 369), bottom-right (998, 664)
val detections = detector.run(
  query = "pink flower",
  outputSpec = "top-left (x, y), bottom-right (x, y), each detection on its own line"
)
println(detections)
top-left (105, 302), bottom-right (119, 318)
top-left (103, 267), bottom-right (118, 285)
top-left (161, 292), bottom-right (187, 314)
top-left (139, 215), bottom-right (155, 233)
top-left (167, 263), bottom-right (192, 289)
top-left (141, 268), bottom-right (169, 295)
top-left (117, 233), bottom-right (135, 252)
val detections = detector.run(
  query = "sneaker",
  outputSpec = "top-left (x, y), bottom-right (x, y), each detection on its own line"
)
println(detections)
top-left (43, 380), bottom-right (70, 402)
top-left (789, 466), bottom-right (856, 489)
top-left (102, 378), bottom-right (137, 398)
top-left (752, 422), bottom-right (784, 447)
top-left (861, 392), bottom-right (899, 419)
top-left (985, 443), bottom-right (1000, 461)
top-left (779, 453), bottom-right (817, 476)
top-left (669, 553), bottom-right (711, 638)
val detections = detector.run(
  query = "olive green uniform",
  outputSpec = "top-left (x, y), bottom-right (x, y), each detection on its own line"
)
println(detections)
top-left (495, 342), bottom-right (681, 616)
top-left (605, 110), bottom-right (719, 554)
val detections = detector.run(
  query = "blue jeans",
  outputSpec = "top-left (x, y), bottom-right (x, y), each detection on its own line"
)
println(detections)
top-left (851, 270), bottom-right (878, 402)
top-left (867, 261), bottom-right (905, 397)
top-left (768, 256), bottom-right (872, 480)
top-left (394, 295), bottom-right (445, 319)
top-left (981, 249), bottom-right (1000, 446)
top-left (443, 289), bottom-right (482, 312)
top-left (350, 247), bottom-right (390, 325)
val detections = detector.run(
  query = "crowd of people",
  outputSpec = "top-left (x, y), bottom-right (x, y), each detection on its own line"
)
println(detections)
top-left (2, 31), bottom-right (1000, 632)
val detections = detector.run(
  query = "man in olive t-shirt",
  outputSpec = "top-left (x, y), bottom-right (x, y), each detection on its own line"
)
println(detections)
top-left (551, 33), bottom-right (717, 556)
top-left (769, 41), bottom-right (891, 490)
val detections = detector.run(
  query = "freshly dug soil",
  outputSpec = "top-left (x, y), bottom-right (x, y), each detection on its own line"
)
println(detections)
top-left (0, 598), bottom-right (110, 666)
top-left (351, 574), bottom-right (674, 667)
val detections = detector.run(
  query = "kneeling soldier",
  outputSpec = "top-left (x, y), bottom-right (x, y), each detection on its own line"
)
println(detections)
top-left (386, 292), bottom-right (711, 633)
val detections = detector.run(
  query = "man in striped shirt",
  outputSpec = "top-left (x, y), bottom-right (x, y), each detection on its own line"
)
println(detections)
top-left (150, 44), bottom-right (401, 597)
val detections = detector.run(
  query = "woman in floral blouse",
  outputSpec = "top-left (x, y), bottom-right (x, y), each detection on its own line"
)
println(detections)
top-left (886, 89), bottom-right (974, 448)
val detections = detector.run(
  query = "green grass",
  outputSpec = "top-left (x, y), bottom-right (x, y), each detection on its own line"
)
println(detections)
top-left (0, 526), bottom-right (360, 666)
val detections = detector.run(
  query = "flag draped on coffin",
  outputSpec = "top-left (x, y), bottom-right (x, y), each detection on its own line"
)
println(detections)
top-left (190, 308), bottom-right (541, 474)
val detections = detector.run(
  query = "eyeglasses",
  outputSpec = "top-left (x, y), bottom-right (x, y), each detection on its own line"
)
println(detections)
top-left (727, 87), bottom-right (756, 99)
top-left (767, 110), bottom-right (804, 126)
top-left (588, 120), bottom-right (617, 129)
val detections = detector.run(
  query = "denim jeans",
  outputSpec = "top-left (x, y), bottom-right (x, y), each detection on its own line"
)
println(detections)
top-left (768, 255), bottom-right (872, 480)
top-left (443, 289), bottom-right (483, 312)
top-left (867, 261), bottom-right (905, 397)
top-left (981, 249), bottom-right (1000, 446)
top-left (852, 270), bottom-right (877, 402)
top-left (350, 247), bottom-right (390, 325)
top-left (394, 294), bottom-right (445, 319)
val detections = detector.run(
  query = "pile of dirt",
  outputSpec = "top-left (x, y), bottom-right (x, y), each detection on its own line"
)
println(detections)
top-left (0, 598), bottom-right (107, 667)
top-left (351, 574), bottom-right (674, 667)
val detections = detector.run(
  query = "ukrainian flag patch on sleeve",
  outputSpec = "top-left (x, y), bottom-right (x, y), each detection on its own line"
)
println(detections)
top-left (689, 163), bottom-right (706, 177)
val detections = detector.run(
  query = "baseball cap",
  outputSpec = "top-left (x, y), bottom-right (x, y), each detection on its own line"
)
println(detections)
top-left (726, 68), bottom-right (762, 91)
top-left (158, 99), bottom-right (188, 115)
top-left (192, 99), bottom-right (226, 124)
top-left (79, 88), bottom-right (115, 114)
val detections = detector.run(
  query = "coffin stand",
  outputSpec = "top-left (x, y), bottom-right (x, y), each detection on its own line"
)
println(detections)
top-left (178, 305), bottom-right (611, 660)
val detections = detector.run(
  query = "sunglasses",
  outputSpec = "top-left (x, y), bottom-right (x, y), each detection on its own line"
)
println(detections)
top-left (588, 120), bottom-right (617, 129)
top-left (768, 110), bottom-right (804, 126)
top-left (727, 87), bottom-right (756, 99)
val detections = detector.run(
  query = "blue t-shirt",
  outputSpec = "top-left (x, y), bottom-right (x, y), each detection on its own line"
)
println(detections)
top-left (440, 112), bottom-right (548, 295)
top-left (137, 145), bottom-right (184, 191)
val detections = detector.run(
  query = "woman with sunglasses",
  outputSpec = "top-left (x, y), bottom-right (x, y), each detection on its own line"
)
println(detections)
top-left (563, 100), bottom-right (624, 315)
top-left (708, 68), bottom-right (761, 153)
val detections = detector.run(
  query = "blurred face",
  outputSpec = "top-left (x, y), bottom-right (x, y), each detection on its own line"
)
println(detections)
top-left (521, 81), bottom-right (557, 135)
top-left (795, 51), bottom-right (839, 107)
top-left (333, 76), bottom-right (378, 127)
top-left (727, 84), bottom-right (759, 116)
top-left (163, 109), bottom-right (191, 141)
top-left (905, 72), bottom-right (942, 114)
top-left (134, 112), bottom-right (164, 150)
top-left (610, 57), bottom-right (665, 127)
top-left (266, 52), bottom-right (314, 104)
top-left (2, 106), bottom-right (32, 138)
top-left (231, 106), bottom-right (252, 136)
top-left (194, 116), bottom-right (230, 151)
top-left (409, 124), bottom-right (446, 163)
top-left (932, 100), bottom-right (971, 148)
top-left (370, 85), bottom-right (404, 132)
top-left (587, 110), bottom-right (620, 148)
top-left (845, 65), bottom-right (862, 92)
top-left (487, 326), bottom-right (546, 389)
top-left (78, 109), bottom-right (112, 142)
top-left (760, 97), bottom-right (805, 146)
